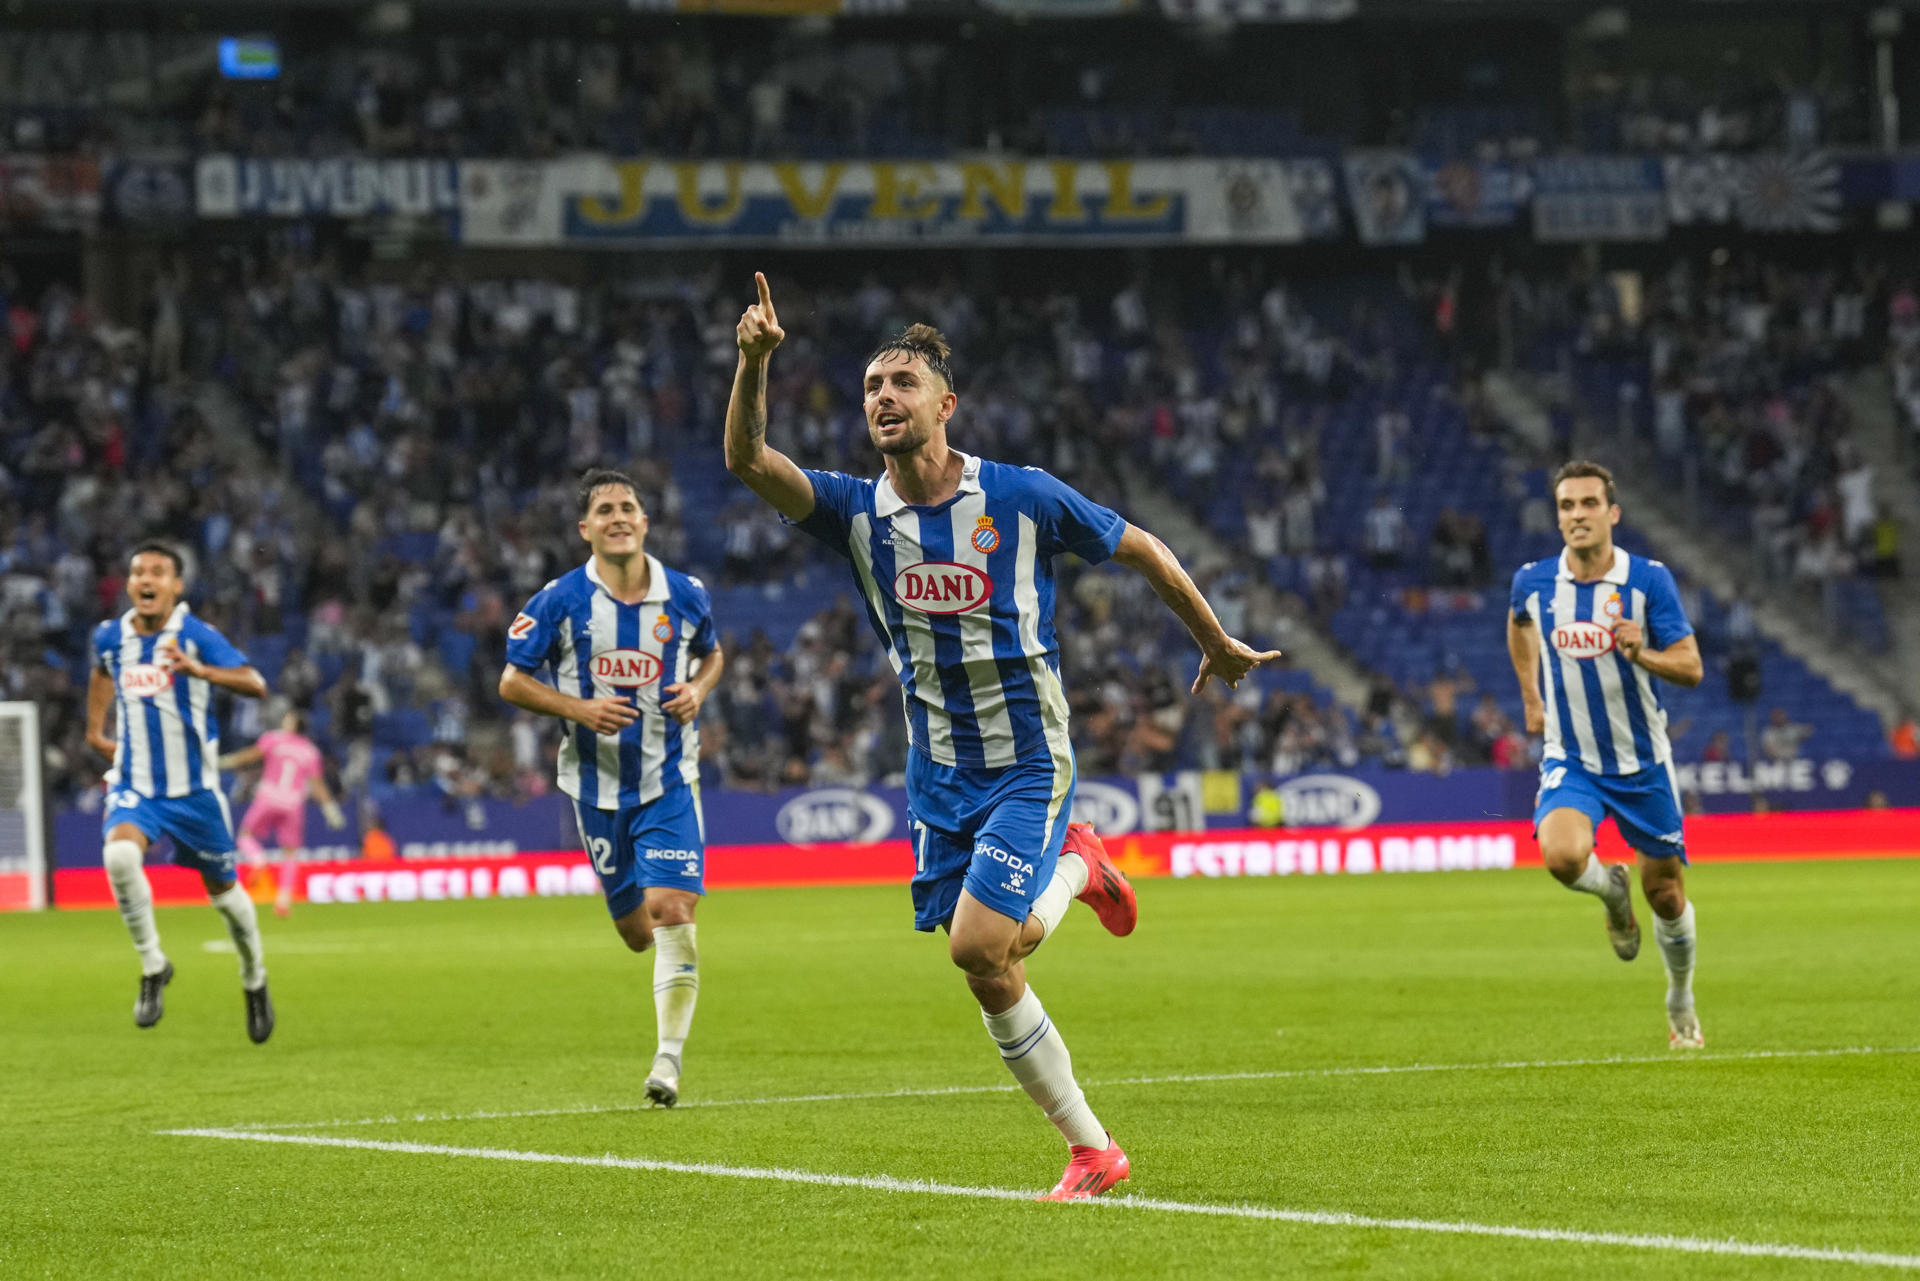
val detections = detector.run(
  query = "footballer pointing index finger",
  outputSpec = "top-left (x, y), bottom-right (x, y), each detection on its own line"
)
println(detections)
top-left (723, 311), bottom-right (1284, 1202)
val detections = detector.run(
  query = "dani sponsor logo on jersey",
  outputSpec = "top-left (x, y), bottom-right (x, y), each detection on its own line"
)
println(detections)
top-left (893, 562), bottom-right (992, 615)
top-left (1551, 619), bottom-right (1616, 660)
top-left (592, 649), bottom-right (663, 687)
top-left (119, 663), bottom-right (174, 699)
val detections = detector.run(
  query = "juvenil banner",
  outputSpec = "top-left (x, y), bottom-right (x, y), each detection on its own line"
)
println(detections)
top-left (456, 157), bottom-right (1335, 247)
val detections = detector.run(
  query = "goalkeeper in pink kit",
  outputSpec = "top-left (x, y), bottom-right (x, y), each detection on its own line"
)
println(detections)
top-left (221, 710), bottom-right (345, 916)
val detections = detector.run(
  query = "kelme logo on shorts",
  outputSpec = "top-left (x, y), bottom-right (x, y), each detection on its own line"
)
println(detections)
top-left (1551, 620), bottom-right (1616, 660)
top-left (592, 649), bottom-right (662, 687)
top-left (893, 562), bottom-right (992, 615)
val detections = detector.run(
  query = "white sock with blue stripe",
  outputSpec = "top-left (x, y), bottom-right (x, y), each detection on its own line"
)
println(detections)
top-left (652, 923), bottom-right (698, 1065)
top-left (982, 987), bottom-right (1107, 1150)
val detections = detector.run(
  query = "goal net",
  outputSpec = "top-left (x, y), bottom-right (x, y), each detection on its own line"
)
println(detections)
top-left (0, 702), bottom-right (47, 911)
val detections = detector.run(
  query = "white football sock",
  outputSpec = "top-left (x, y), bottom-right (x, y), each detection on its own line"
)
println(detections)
top-left (981, 986), bottom-right (1107, 1150)
top-left (1654, 902), bottom-right (1696, 1005)
top-left (652, 923), bottom-right (698, 1064)
top-left (1569, 853), bottom-right (1621, 903)
top-left (210, 884), bottom-right (268, 990)
top-left (103, 839), bottom-right (167, 975)
top-left (1029, 851), bottom-right (1090, 941)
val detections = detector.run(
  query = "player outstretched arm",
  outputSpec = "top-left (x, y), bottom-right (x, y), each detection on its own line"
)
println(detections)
top-left (219, 745), bottom-right (265, 770)
top-left (498, 666), bottom-right (641, 736)
top-left (1611, 621), bottom-right (1703, 687)
top-left (723, 272), bottom-right (816, 522)
top-left (1506, 613), bottom-right (1545, 733)
top-left (1110, 524), bottom-right (1282, 693)
top-left (86, 668), bottom-right (117, 761)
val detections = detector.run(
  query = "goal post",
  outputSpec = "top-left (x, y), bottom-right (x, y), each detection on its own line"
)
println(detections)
top-left (0, 702), bottom-right (48, 911)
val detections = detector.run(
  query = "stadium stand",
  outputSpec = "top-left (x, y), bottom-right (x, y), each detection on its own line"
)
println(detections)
top-left (4, 241), bottom-right (1895, 813)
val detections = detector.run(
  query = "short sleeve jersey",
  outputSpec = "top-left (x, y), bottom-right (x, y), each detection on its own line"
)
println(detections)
top-left (1510, 548), bottom-right (1695, 775)
top-left (506, 554), bottom-right (716, 810)
top-left (791, 452), bottom-right (1125, 770)
top-left (94, 603), bottom-right (250, 799)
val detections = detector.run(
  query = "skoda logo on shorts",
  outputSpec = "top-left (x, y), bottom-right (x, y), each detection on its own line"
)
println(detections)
top-left (776, 788), bottom-right (895, 846)
top-left (1070, 781), bottom-right (1140, 835)
top-left (1274, 774), bottom-right (1383, 830)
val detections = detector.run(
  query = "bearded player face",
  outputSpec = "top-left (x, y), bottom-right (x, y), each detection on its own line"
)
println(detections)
top-left (863, 352), bottom-right (955, 457)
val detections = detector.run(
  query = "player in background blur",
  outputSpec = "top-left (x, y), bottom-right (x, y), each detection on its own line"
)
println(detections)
top-left (499, 468), bottom-right (725, 1108)
top-left (725, 274), bottom-right (1279, 1200)
top-left (221, 709), bottom-right (347, 918)
top-left (1507, 462), bottom-right (1706, 1048)
top-left (85, 540), bottom-right (276, 1042)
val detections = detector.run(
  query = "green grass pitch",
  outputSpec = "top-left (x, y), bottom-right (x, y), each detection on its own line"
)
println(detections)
top-left (3, 860), bottom-right (1917, 1279)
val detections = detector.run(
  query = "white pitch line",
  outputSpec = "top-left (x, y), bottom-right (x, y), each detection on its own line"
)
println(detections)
top-left (160, 1127), bottom-right (1920, 1272)
top-left (222, 1044), bottom-right (1919, 1133)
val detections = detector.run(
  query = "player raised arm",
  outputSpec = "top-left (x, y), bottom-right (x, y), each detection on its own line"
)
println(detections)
top-left (723, 272), bottom-right (817, 522)
top-left (1506, 613), bottom-right (1545, 733)
top-left (1110, 524), bottom-right (1281, 694)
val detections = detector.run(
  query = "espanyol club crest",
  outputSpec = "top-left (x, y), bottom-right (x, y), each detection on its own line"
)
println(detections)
top-left (970, 515), bottom-right (1000, 555)
top-left (652, 614), bottom-right (674, 643)
top-left (1600, 593), bottom-right (1623, 622)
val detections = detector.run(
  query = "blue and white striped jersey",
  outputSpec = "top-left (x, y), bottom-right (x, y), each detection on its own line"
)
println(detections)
top-left (93, 604), bottom-right (249, 799)
top-left (1510, 549), bottom-right (1695, 776)
top-left (507, 554), bottom-right (715, 811)
top-left (794, 453), bottom-right (1126, 771)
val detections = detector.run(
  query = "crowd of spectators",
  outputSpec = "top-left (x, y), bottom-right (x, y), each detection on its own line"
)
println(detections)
top-left (8, 246), bottom-right (1371, 807)
top-left (8, 238), bottom-right (1906, 815)
top-left (1550, 254), bottom-right (1901, 607)
top-left (2, 20), bottom-right (1873, 164)
top-left (3, 28), bottom-right (957, 160)
top-left (1567, 66), bottom-right (1860, 155)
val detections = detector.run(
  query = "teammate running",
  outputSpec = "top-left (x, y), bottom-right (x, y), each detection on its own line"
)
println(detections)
top-left (723, 273), bottom-right (1279, 1200)
top-left (1507, 461), bottom-right (1706, 1047)
top-left (221, 709), bottom-right (347, 917)
top-left (498, 468), bottom-right (725, 1108)
top-left (84, 540), bottom-right (275, 1042)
